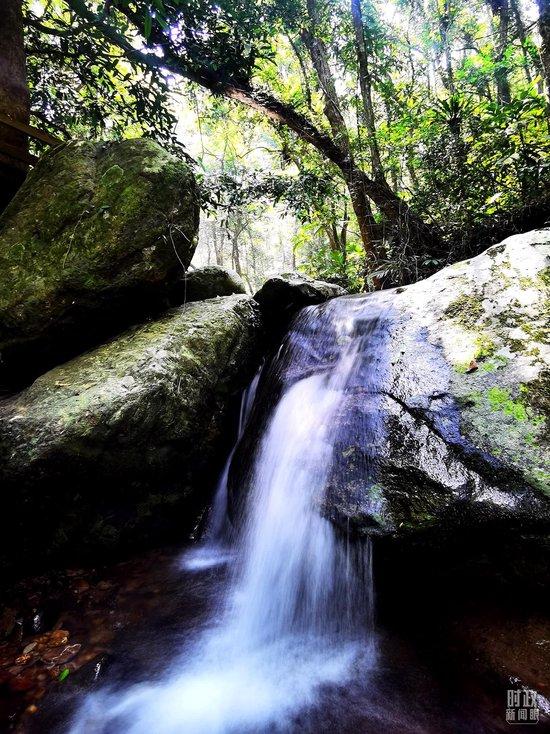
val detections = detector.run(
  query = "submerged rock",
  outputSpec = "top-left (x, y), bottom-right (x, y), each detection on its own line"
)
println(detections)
top-left (0, 295), bottom-right (262, 576)
top-left (253, 272), bottom-right (345, 332)
top-left (324, 228), bottom-right (550, 556)
top-left (0, 138), bottom-right (199, 386)
top-left (170, 265), bottom-right (247, 304)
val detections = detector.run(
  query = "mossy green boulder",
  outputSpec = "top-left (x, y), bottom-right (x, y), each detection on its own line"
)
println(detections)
top-left (0, 138), bottom-right (199, 385)
top-left (0, 295), bottom-right (262, 576)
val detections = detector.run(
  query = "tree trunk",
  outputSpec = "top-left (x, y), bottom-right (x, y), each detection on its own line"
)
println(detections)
top-left (230, 214), bottom-right (244, 276)
top-left (302, 0), bottom-right (350, 151)
top-left (488, 0), bottom-right (512, 104)
top-left (303, 0), bottom-right (381, 264)
top-left (0, 0), bottom-right (30, 210)
top-left (509, 0), bottom-right (533, 83)
top-left (438, 0), bottom-right (456, 94)
top-left (232, 238), bottom-right (242, 276)
top-left (350, 0), bottom-right (385, 182)
top-left (344, 168), bottom-right (382, 264)
top-left (537, 0), bottom-right (550, 100)
top-left (213, 224), bottom-right (224, 266)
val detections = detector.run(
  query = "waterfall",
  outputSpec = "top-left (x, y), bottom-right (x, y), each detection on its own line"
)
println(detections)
top-left (181, 369), bottom-right (261, 571)
top-left (70, 295), bottom-right (389, 734)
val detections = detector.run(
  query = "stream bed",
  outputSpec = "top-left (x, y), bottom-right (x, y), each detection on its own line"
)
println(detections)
top-left (0, 545), bottom-right (548, 733)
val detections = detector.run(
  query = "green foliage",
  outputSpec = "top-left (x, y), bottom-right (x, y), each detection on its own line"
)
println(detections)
top-left (298, 238), bottom-right (366, 292)
top-left (22, 0), bottom-right (550, 289)
top-left (24, 1), bottom-right (181, 148)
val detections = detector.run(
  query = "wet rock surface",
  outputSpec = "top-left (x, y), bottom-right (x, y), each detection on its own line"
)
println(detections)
top-left (321, 229), bottom-right (550, 560)
top-left (253, 272), bottom-right (346, 335)
top-left (0, 295), bottom-right (263, 576)
top-left (227, 229), bottom-right (549, 588)
top-left (0, 139), bottom-right (199, 387)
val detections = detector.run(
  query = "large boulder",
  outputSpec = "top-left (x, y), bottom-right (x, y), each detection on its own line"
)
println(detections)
top-left (169, 265), bottom-right (247, 304)
top-left (0, 138), bottom-right (199, 387)
top-left (323, 228), bottom-right (550, 580)
top-left (0, 295), bottom-right (262, 576)
top-left (253, 272), bottom-right (345, 333)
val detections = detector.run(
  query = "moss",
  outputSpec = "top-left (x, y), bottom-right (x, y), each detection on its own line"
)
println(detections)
top-left (508, 339), bottom-right (526, 353)
top-left (538, 266), bottom-right (550, 288)
top-left (490, 260), bottom-right (512, 287)
top-left (518, 275), bottom-right (535, 289)
top-left (520, 371), bottom-right (550, 436)
top-left (0, 139), bottom-right (199, 362)
top-left (486, 386), bottom-right (528, 420)
top-left (453, 334), bottom-right (503, 373)
top-left (530, 469), bottom-right (550, 495)
top-left (474, 334), bottom-right (496, 359)
top-left (454, 362), bottom-right (469, 374)
top-left (522, 323), bottom-right (549, 343)
top-left (459, 379), bottom-right (549, 495)
top-left (444, 292), bottom-right (484, 328)
top-left (479, 354), bottom-right (509, 372)
top-left (99, 164), bottom-right (124, 188)
top-left (488, 243), bottom-right (506, 257)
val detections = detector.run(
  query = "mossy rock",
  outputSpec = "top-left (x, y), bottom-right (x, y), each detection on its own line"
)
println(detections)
top-left (0, 138), bottom-right (199, 386)
top-left (170, 265), bottom-right (247, 304)
top-left (322, 228), bottom-right (550, 547)
top-left (0, 295), bottom-right (262, 576)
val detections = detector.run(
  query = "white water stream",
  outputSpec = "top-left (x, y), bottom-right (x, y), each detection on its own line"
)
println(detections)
top-left (70, 296), bottom-right (388, 734)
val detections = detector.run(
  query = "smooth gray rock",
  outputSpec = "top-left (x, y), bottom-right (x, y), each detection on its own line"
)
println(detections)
top-left (253, 272), bottom-right (346, 331)
top-left (323, 228), bottom-right (550, 545)
top-left (170, 265), bottom-right (247, 304)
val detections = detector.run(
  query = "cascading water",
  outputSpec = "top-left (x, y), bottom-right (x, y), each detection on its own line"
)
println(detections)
top-left (180, 369), bottom-right (261, 571)
top-left (70, 295), bottom-right (390, 734)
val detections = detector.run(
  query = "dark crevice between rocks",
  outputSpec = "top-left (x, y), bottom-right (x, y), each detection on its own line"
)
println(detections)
top-left (0, 285), bottom-right (176, 396)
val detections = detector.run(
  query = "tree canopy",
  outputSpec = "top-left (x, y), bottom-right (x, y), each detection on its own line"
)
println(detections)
top-left (17, 0), bottom-right (550, 287)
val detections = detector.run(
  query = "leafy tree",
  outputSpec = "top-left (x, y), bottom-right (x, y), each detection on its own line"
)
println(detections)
top-left (8, 0), bottom-right (550, 286)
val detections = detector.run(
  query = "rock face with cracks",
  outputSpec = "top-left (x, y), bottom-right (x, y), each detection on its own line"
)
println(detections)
top-left (321, 229), bottom-right (549, 574)
top-left (229, 229), bottom-right (549, 589)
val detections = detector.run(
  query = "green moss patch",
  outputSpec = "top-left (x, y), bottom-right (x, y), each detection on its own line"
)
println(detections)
top-left (445, 292), bottom-right (484, 328)
top-left (486, 386), bottom-right (529, 420)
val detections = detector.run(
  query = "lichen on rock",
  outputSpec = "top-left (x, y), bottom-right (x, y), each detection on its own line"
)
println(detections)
top-left (0, 138), bottom-right (200, 385)
top-left (323, 228), bottom-right (550, 543)
top-left (0, 294), bottom-right (263, 576)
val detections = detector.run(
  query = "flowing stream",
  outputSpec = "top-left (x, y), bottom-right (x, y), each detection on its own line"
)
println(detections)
top-left (70, 296), bottom-right (390, 734)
